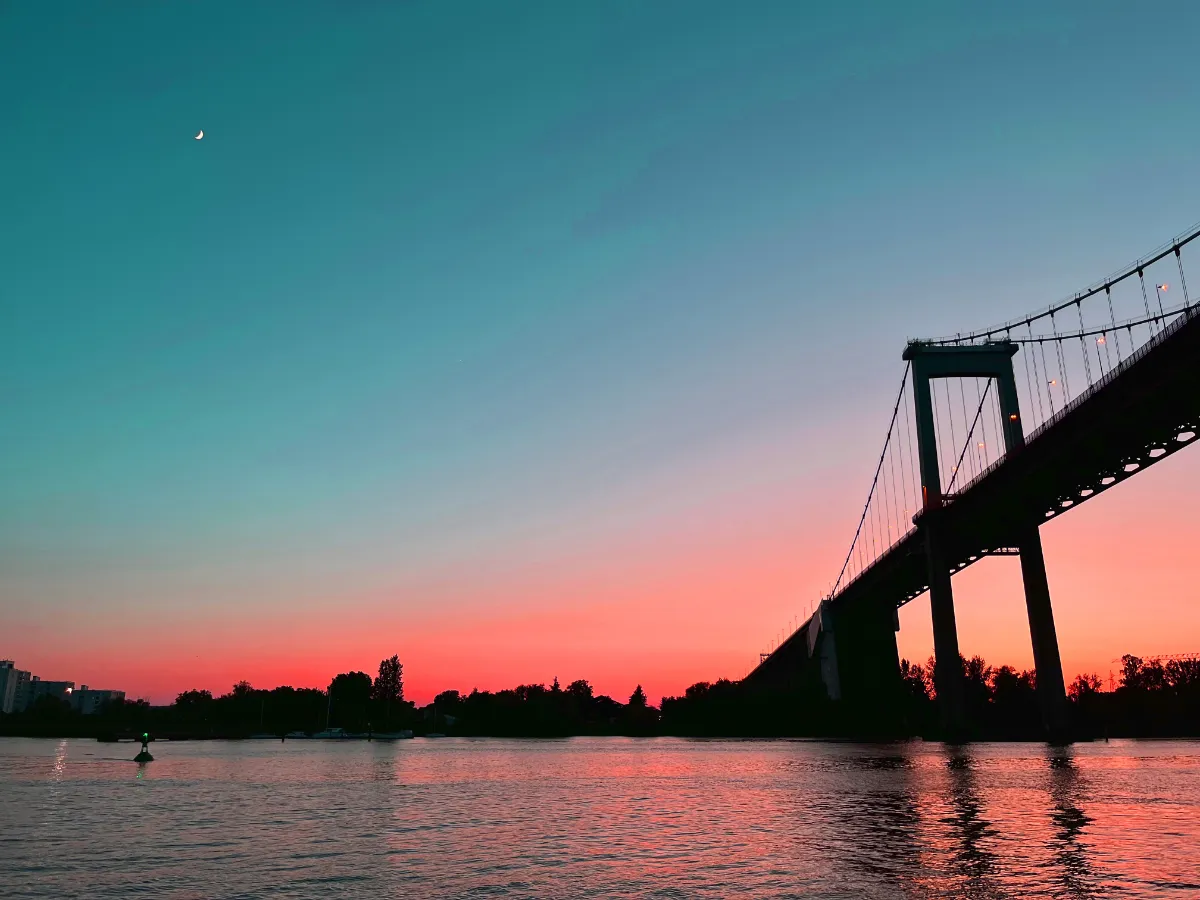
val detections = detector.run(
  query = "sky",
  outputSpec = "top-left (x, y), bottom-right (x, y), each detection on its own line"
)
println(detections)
top-left (3, 2), bottom-right (1200, 705)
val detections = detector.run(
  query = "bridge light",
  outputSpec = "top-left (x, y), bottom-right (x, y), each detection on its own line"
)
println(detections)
top-left (1157, 283), bottom-right (1169, 292)
top-left (977, 441), bottom-right (985, 449)
top-left (1096, 336), bottom-right (1106, 345)
top-left (1009, 413), bottom-right (1019, 421)
top-left (1048, 379), bottom-right (1057, 386)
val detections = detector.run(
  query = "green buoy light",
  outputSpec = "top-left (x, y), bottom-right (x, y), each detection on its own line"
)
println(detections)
top-left (134, 732), bottom-right (154, 763)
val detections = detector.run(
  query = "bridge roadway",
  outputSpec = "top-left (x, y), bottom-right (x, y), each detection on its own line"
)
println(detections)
top-left (746, 305), bottom-right (1200, 717)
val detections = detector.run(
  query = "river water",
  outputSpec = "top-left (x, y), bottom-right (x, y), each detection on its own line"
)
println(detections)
top-left (2, 737), bottom-right (1198, 898)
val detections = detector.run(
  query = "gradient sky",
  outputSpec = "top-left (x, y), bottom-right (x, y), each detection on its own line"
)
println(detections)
top-left (4, 3), bottom-right (1200, 705)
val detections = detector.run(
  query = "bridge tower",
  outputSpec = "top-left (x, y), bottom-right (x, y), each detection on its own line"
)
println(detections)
top-left (902, 341), bottom-right (1069, 738)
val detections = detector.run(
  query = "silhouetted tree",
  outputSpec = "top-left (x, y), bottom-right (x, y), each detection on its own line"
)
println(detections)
top-left (990, 665), bottom-right (1039, 738)
top-left (961, 655), bottom-right (993, 724)
top-left (1120, 655), bottom-right (1151, 690)
top-left (373, 655), bottom-right (404, 730)
top-left (329, 671), bottom-right (372, 731)
top-left (898, 658), bottom-right (935, 733)
top-left (566, 679), bottom-right (593, 701)
top-left (621, 684), bottom-right (658, 735)
top-left (900, 659), bottom-right (931, 700)
top-left (1068, 673), bottom-right (1102, 701)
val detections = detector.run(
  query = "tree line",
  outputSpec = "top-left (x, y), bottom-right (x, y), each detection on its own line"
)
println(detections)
top-left (893, 653), bottom-right (1200, 739)
top-left (659, 653), bottom-right (1200, 739)
top-left (2, 652), bottom-right (1197, 739)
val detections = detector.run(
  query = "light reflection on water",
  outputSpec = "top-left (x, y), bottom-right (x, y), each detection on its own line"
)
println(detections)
top-left (1, 737), bottom-right (1198, 898)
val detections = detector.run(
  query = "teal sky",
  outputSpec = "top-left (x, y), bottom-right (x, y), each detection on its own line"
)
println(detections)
top-left (4, 2), bottom-right (1200, 702)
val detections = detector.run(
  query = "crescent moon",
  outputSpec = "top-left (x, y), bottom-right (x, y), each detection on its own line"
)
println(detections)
top-left (194, 130), bottom-right (204, 140)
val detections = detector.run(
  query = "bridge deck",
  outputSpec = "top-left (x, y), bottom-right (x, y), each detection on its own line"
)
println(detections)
top-left (749, 307), bottom-right (1200, 682)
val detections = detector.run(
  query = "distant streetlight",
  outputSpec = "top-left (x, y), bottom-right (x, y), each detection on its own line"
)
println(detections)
top-left (1155, 283), bottom-right (1169, 319)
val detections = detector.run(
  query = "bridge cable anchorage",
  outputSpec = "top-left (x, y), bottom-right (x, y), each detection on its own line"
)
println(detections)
top-left (923, 219), bottom-right (1200, 345)
top-left (830, 362), bottom-right (911, 596)
top-left (945, 379), bottom-right (993, 494)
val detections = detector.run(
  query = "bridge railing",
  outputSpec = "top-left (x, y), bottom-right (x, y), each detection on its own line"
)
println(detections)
top-left (942, 295), bottom-right (1200, 511)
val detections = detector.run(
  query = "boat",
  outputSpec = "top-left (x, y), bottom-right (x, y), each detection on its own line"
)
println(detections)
top-left (309, 727), bottom-right (349, 739)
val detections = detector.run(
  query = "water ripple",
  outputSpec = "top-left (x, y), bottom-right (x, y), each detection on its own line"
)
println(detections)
top-left (1, 738), bottom-right (1198, 898)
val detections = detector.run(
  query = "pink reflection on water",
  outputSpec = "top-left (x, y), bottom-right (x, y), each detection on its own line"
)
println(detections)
top-left (2, 738), bottom-right (1199, 898)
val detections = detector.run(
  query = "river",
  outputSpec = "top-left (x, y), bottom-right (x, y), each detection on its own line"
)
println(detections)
top-left (2, 736), bottom-right (1197, 898)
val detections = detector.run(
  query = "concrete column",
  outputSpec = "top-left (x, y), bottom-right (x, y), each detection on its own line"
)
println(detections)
top-left (832, 601), bottom-right (902, 706)
top-left (907, 353), bottom-right (965, 734)
top-left (994, 365), bottom-right (1027, 452)
top-left (926, 527), bottom-right (966, 734)
top-left (909, 358), bottom-right (943, 511)
top-left (1017, 524), bottom-right (1069, 737)
top-left (994, 362), bottom-right (1068, 736)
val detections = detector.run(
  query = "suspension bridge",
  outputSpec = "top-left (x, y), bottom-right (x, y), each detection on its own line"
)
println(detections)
top-left (744, 223), bottom-right (1200, 737)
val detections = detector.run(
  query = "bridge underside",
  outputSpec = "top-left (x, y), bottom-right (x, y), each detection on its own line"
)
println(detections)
top-left (746, 309), bottom-right (1200, 711)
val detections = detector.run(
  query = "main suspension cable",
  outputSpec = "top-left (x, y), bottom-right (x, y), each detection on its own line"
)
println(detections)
top-left (830, 363), bottom-right (911, 595)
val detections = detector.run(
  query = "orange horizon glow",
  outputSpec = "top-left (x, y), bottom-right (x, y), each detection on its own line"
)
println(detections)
top-left (10, 445), bottom-right (1199, 707)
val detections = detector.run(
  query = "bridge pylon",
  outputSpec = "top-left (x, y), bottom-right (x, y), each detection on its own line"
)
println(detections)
top-left (903, 341), bottom-right (1069, 738)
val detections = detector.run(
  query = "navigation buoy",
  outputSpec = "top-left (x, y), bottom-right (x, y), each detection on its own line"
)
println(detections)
top-left (134, 732), bottom-right (154, 763)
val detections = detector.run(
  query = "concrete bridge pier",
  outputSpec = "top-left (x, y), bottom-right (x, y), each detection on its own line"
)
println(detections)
top-left (1017, 525), bottom-right (1069, 737)
top-left (924, 525), bottom-right (967, 735)
top-left (830, 599), bottom-right (903, 718)
top-left (806, 598), bottom-right (904, 732)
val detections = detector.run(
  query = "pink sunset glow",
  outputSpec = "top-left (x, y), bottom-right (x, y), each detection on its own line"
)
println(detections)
top-left (10, 432), bottom-right (1199, 706)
